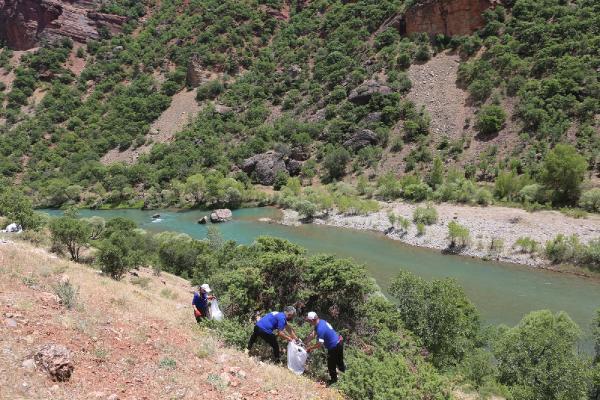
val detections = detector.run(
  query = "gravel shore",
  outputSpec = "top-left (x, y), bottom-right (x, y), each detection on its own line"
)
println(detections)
top-left (281, 202), bottom-right (600, 268)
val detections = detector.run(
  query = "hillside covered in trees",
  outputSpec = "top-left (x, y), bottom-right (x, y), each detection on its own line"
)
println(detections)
top-left (0, 0), bottom-right (598, 212)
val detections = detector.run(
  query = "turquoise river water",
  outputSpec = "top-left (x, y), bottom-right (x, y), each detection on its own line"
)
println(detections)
top-left (44, 207), bottom-right (600, 348)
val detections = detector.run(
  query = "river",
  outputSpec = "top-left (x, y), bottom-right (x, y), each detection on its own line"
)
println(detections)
top-left (44, 207), bottom-right (600, 349)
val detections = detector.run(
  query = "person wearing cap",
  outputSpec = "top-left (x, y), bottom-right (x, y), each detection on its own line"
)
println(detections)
top-left (247, 306), bottom-right (298, 362)
top-left (192, 283), bottom-right (214, 323)
top-left (304, 311), bottom-right (345, 384)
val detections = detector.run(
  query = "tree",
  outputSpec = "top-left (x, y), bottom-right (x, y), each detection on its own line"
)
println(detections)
top-left (323, 146), bottom-right (350, 181)
top-left (447, 221), bottom-right (470, 248)
top-left (475, 105), bottom-right (506, 135)
top-left (427, 156), bottom-right (444, 188)
top-left (0, 188), bottom-right (41, 230)
top-left (389, 271), bottom-right (481, 367)
top-left (540, 144), bottom-right (587, 206)
top-left (97, 230), bottom-right (147, 280)
top-left (493, 310), bottom-right (589, 400)
top-left (49, 216), bottom-right (91, 261)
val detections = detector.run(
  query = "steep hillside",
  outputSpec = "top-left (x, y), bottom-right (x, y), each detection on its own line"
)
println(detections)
top-left (0, 239), bottom-right (340, 400)
top-left (0, 0), bottom-right (598, 211)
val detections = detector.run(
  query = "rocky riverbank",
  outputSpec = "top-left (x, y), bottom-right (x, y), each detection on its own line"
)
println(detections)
top-left (281, 202), bottom-right (600, 269)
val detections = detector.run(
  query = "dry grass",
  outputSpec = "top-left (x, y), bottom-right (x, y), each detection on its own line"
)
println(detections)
top-left (0, 239), bottom-right (341, 400)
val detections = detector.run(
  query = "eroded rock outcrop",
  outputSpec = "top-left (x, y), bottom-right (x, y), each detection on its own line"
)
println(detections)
top-left (242, 151), bottom-right (302, 186)
top-left (405, 0), bottom-right (497, 37)
top-left (34, 343), bottom-right (74, 381)
top-left (343, 129), bottom-right (379, 151)
top-left (348, 80), bottom-right (392, 105)
top-left (0, 0), bottom-right (126, 50)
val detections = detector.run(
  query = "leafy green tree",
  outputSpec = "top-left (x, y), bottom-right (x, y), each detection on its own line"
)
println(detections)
top-left (0, 188), bottom-right (41, 229)
top-left (49, 216), bottom-right (91, 261)
top-left (428, 156), bottom-right (444, 188)
top-left (389, 271), bottom-right (481, 367)
top-left (475, 105), bottom-right (506, 135)
top-left (493, 310), bottom-right (589, 400)
top-left (322, 146), bottom-right (350, 182)
top-left (447, 221), bottom-right (470, 248)
top-left (540, 144), bottom-right (587, 206)
top-left (97, 230), bottom-right (147, 280)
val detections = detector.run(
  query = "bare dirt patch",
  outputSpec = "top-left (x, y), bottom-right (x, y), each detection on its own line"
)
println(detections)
top-left (64, 44), bottom-right (87, 76)
top-left (101, 89), bottom-right (202, 165)
top-left (0, 240), bottom-right (339, 400)
top-left (407, 50), bottom-right (473, 143)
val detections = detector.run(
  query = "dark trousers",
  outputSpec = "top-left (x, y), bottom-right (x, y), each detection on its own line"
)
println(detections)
top-left (247, 325), bottom-right (280, 361)
top-left (195, 306), bottom-right (209, 323)
top-left (327, 341), bottom-right (346, 383)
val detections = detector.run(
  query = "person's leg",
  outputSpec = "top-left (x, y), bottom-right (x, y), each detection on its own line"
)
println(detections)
top-left (261, 332), bottom-right (280, 362)
top-left (195, 314), bottom-right (202, 323)
top-left (336, 342), bottom-right (346, 372)
top-left (247, 325), bottom-right (260, 350)
top-left (200, 306), bottom-right (209, 319)
top-left (327, 348), bottom-right (338, 383)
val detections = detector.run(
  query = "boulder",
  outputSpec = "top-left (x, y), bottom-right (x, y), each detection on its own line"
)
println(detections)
top-left (242, 151), bottom-right (287, 186)
top-left (290, 146), bottom-right (310, 161)
top-left (210, 209), bottom-right (232, 223)
top-left (197, 216), bottom-right (208, 224)
top-left (34, 344), bottom-right (74, 382)
top-left (348, 80), bottom-right (392, 105)
top-left (214, 104), bottom-right (233, 115)
top-left (286, 159), bottom-right (302, 176)
top-left (343, 129), bottom-right (379, 151)
top-left (363, 112), bottom-right (383, 123)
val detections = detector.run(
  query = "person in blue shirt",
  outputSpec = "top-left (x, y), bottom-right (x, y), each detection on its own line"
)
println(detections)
top-left (247, 306), bottom-right (298, 362)
top-left (192, 283), bottom-right (214, 323)
top-left (304, 311), bottom-right (345, 384)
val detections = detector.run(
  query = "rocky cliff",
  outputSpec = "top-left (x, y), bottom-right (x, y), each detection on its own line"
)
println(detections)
top-left (405, 0), bottom-right (497, 37)
top-left (0, 0), bottom-right (126, 50)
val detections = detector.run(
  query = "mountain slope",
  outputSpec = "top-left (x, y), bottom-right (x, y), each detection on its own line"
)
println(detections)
top-left (0, 239), bottom-right (339, 400)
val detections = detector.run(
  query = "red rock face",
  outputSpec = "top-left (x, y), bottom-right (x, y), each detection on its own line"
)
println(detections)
top-left (0, 0), bottom-right (126, 50)
top-left (405, 0), bottom-right (496, 37)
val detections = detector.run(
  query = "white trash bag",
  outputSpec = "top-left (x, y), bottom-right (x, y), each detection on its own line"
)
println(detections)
top-left (209, 299), bottom-right (224, 321)
top-left (287, 341), bottom-right (308, 375)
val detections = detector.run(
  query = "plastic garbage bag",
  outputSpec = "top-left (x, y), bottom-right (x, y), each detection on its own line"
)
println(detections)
top-left (209, 299), bottom-right (224, 321)
top-left (287, 341), bottom-right (308, 375)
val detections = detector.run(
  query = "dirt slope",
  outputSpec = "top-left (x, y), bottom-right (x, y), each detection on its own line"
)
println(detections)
top-left (101, 89), bottom-right (201, 165)
top-left (0, 240), bottom-right (340, 400)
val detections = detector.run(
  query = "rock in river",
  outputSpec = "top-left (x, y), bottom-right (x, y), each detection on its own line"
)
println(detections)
top-left (210, 209), bottom-right (232, 223)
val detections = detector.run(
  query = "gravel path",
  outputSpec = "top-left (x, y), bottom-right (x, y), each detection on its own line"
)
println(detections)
top-left (282, 202), bottom-right (600, 267)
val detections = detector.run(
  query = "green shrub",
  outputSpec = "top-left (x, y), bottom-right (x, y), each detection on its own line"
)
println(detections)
top-left (544, 234), bottom-right (581, 264)
top-left (413, 204), bottom-right (438, 225)
top-left (416, 222), bottom-right (426, 236)
top-left (196, 80), bottom-right (224, 101)
top-left (475, 105), bottom-right (506, 135)
top-left (579, 188), bottom-right (600, 213)
top-left (514, 237), bottom-right (539, 254)
top-left (489, 237), bottom-right (504, 254)
top-left (540, 144), bottom-right (587, 206)
top-left (447, 221), bottom-right (470, 248)
top-left (494, 310), bottom-right (589, 400)
top-left (390, 271), bottom-right (481, 367)
top-left (53, 280), bottom-right (79, 310)
top-left (130, 276), bottom-right (151, 289)
top-left (158, 357), bottom-right (177, 369)
top-left (579, 239), bottom-right (600, 271)
top-left (322, 146), bottom-right (350, 181)
top-left (273, 170), bottom-right (289, 190)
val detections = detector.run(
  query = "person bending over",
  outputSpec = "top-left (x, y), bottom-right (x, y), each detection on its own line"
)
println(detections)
top-left (247, 306), bottom-right (298, 362)
top-left (304, 311), bottom-right (345, 385)
top-left (192, 283), bottom-right (214, 322)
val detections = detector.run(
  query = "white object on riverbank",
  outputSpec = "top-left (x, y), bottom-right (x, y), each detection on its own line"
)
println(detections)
top-left (1, 223), bottom-right (22, 233)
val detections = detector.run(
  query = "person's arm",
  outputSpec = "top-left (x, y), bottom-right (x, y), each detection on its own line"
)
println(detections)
top-left (304, 330), bottom-right (316, 346)
top-left (284, 324), bottom-right (298, 340)
top-left (276, 330), bottom-right (294, 342)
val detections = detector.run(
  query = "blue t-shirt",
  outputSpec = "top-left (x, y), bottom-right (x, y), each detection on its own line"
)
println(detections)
top-left (256, 311), bottom-right (287, 335)
top-left (192, 292), bottom-right (208, 311)
top-left (315, 319), bottom-right (340, 350)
